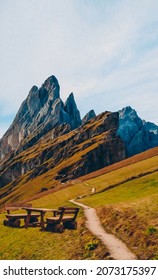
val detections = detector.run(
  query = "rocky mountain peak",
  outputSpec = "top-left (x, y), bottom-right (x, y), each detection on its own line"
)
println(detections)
top-left (64, 92), bottom-right (77, 112)
top-left (42, 75), bottom-right (60, 102)
top-left (119, 106), bottom-right (137, 118)
top-left (0, 76), bottom-right (81, 160)
top-left (143, 121), bottom-right (158, 134)
top-left (29, 85), bottom-right (38, 94)
top-left (82, 109), bottom-right (96, 125)
top-left (118, 106), bottom-right (158, 156)
top-left (64, 92), bottom-right (81, 129)
top-left (27, 85), bottom-right (39, 113)
top-left (119, 106), bottom-right (143, 132)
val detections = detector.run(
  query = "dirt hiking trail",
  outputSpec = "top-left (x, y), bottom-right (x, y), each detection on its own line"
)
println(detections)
top-left (70, 199), bottom-right (136, 260)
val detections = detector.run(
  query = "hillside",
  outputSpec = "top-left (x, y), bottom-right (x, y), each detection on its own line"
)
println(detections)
top-left (79, 170), bottom-right (158, 259)
top-left (0, 143), bottom-right (158, 208)
top-left (0, 147), bottom-right (157, 259)
top-left (0, 111), bottom-right (125, 205)
top-left (77, 146), bottom-right (158, 182)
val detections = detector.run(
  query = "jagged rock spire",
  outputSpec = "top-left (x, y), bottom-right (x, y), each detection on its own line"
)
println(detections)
top-left (118, 106), bottom-right (158, 156)
top-left (0, 76), bottom-right (81, 160)
top-left (64, 92), bottom-right (81, 129)
top-left (82, 109), bottom-right (96, 125)
top-left (42, 75), bottom-right (60, 102)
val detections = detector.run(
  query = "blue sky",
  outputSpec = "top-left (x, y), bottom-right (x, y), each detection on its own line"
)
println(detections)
top-left (0, 0), bottom-right (158, 138)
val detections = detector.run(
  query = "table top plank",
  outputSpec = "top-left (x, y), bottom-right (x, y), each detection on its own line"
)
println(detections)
top-left (22, 207), bottom-right (59, 213)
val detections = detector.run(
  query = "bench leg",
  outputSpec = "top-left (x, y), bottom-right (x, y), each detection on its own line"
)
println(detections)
top-left (25, 211), bottom-right (31, 228)
top-left (40, 212), bottom-right (45, 231)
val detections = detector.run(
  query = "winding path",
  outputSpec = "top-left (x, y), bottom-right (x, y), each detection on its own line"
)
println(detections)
top-left (70, 199), bottom-right (136, 260)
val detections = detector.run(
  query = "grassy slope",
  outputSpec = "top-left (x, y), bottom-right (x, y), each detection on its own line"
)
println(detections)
top-left (79, 171), bottom-right (158, 260)
top-left (79, 146), bottom-right (158, 181)
top-left (0, 146), bottom-right (158, 206)
top-left (0, 148), bottom-right (158, 259)
top-left (0, 196), bottom-right (109, 260)
top-left (0, 214), bottom-right (109, 260)
top-left (80, 171), bottom-right (158, 206)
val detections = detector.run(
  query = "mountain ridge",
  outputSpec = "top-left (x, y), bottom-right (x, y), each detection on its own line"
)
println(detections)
top-left (1, 76), bottom-right (158, 161)
top-left (0, 75), bottom-right (158, 203)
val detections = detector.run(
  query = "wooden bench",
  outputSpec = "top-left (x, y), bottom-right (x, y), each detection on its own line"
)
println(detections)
top-left (3, 203), bottom-right (40, 228)
top-left (46, 207), bottom-right (80, 233)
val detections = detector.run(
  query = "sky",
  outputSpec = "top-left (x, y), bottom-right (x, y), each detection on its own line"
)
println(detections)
top-left (0, 0), bottom-right (158, 138)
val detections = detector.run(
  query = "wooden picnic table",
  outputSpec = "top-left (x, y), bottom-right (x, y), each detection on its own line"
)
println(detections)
top-left (22, 207), bottom-right (59, 231)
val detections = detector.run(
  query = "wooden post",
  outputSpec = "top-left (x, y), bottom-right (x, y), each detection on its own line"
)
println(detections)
top-left (25, 210), bottom-right (31, 228)
top-left (41, 212), bottom-right (45, 231)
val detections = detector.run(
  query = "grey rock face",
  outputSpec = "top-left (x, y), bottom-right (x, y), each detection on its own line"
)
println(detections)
top-left (143, 121), bottom-right (158, 134)
top-left (82, 109), bottom-right (96, 125)
top-left (118, 106), bottom-right (158, 156)
top-left (64, 93), bottom-right (81, 129)
top-left (0, 76), bottom-right (81, 160)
